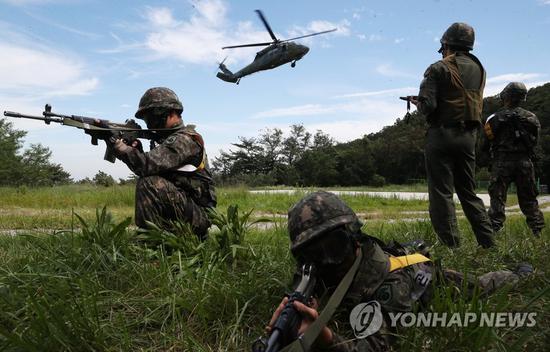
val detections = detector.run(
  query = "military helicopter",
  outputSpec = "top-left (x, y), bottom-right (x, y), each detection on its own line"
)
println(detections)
top-left (216, 10), bottom-right (336, 84)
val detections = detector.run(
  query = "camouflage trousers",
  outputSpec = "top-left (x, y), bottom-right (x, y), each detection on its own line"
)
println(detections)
top-left (425, 127), bottom-right (494, 248)
top-left (135, 176), bottom-right (211, 239)
top-left (488, 158), bottom-right (545, 235)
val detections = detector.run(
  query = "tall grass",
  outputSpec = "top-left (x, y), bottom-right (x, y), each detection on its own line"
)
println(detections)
top-left (0, 205), bottom-right (548, 351)
top-left (0, 184), bottom-right (135, 208)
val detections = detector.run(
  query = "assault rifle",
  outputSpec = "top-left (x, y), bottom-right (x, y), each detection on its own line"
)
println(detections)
top-left (252, 264), bottom-right (317, 352)
top-left (399, 96), bottom-right (418, 123)
top-left (4, 104), bottom-right (174, 163)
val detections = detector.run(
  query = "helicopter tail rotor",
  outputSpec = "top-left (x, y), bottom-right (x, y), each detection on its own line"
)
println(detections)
top-left (216, 59), bottom-right (239, 83)
top-left (216, 56), bottom-right (229, 72)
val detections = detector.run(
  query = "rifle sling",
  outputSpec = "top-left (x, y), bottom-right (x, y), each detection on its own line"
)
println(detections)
top-left (280, 249), bottom-right (363, 352)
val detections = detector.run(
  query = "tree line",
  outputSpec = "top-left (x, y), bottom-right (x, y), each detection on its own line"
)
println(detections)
top-left (2, 83), bottom-right (548, 188)
top-left (0, 119), bottom-right (136, 187)
top-left (0, 119), bottom-right (71, 187)
top-left (213, 83), bottom-right (550, 187)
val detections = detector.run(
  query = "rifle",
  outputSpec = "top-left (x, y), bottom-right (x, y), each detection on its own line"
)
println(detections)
top-left (252, 264), bottom-right (317, 352)
top-left (399, 96), bottom-right (418, 123)
top-left (4, 104), bottom-right (173, 163)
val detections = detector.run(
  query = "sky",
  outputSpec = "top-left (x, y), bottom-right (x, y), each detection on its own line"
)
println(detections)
top-left (1, 0), bottom-right (549, 180)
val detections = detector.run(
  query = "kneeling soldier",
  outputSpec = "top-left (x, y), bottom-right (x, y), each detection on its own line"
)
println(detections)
top-left (113, 87), bottom-right (216, 239)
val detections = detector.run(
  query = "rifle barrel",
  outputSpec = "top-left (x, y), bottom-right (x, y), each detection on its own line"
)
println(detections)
top-left (3, 111), bottom-right (63, 123)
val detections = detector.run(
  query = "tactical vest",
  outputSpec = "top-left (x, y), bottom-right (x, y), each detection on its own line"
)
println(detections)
top-left (162, 125), bottom-right (217, 208)
top-left (431, 52), bottom-right (485, 125)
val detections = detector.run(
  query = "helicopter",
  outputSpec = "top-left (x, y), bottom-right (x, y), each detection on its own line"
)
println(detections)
top-left (216, 10), bottom-right (336, 84)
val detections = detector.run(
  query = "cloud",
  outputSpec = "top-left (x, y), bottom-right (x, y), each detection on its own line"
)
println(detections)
top-left (334, 87), bottom-right (418, 99)
top-left (21, 10), bottom-right (101, 40)
top-left (369, 34), bottom-right (383, 41)
top-left (306, 19), bottom-right (350, 36)
top-left (253, 104), bottom-right (334, 119)
top-left (485, 73), bottom-right (547, 96)
top-left (140, 0), bottom-right (347, 66)
top-left (0, 42), bottom-right (98, 96)
top-left (252, 95), bottom-right (404, 121)
top-left (394, 38), bottom-right (404, 44)
top-left (0, 27), bottom-right (99, 133)
top-left (538, 0), bottom-right (550, 5)
top-left (286, 18), bottom-right (350, 49)
top-left (249, 98), bottom-right (406, 144)
top-left (375, 63), bottom-right (415, 78)
top-left (486, 73), bottom-right (544, 84)
top-left (146, 7), bottom-right (179, 28)
top-left (142, 1), bottom-right (269, 65)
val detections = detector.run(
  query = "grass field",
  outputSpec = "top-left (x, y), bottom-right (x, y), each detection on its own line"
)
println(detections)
top-left (0, 184), bottom-right (527, 230)
top-left (0, 185), bottom-right (548, 351)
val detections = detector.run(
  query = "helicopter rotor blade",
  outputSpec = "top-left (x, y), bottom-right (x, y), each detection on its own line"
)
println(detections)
top-left (215, 56), bottom-right (228, 73)
top-left (222, 42), bottom-right (273, 49)
top-left (218, 56), bottom-right (228, 66)
top-left (280, 28), bottom-right (337, 42)
top-left (255, 9), bottom-right (278, 42)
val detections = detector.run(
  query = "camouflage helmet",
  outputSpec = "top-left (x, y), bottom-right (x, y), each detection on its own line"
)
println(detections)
top-left (288, 191), bottom-right (362, 255)
top-left (439, 22), bottom-right (475, 52)
top-left (500, 82), bottom-right (528, 101)
top-left (135, 87), bottom-right (183, 119)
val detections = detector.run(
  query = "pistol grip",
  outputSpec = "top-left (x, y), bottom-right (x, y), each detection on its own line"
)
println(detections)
top-left (104, 146), bottom-right (116, 163)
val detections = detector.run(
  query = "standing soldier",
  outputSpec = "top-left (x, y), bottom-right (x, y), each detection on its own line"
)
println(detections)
top-left (411, 23), bottom-right (494, 248)
top-left (484, 82), bottom-right (545, 237)
top-left (113, 87), bottom-right (216, 239)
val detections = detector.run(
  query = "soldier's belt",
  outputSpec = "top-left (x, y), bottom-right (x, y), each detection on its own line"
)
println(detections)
top-left (389, 253), bottom-right (431, 272)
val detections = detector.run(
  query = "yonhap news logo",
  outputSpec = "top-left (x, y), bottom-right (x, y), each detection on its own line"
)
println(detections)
top-left (349, 300), bottom-right (537, 338)
top-left (349, 301), bottom-right (384, 338)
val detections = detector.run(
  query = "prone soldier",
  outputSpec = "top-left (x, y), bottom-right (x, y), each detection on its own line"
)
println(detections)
top-left (261, 192), bottom-right (531, 351)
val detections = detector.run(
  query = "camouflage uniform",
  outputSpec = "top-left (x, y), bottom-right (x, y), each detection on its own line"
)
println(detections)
top-left (285, 192), bottom-right (527, 352)
top-left (484, 86), bottom-right (545, 236)
top-left (417, 23), bottom-right (493, 248)
top-left (116, 88), bottom-right (216, 239)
